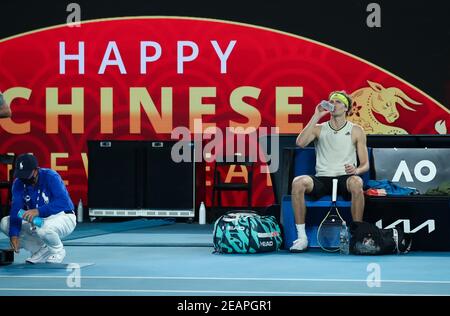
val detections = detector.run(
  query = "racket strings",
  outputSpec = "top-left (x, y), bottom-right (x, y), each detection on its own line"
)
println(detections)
top-left (317, 208), bottom-right (344, 252)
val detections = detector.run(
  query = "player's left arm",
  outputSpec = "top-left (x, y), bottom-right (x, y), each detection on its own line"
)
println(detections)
top-left (354, 125), bottom-right (369, 176)
top-left (0, 92), bottom-right (12, 118)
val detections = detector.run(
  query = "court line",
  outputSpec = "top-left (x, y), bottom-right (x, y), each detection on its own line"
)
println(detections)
top-left (1, 275), bottom-right (450, 284)
top-left (0, 288), bottom-right (448, 296)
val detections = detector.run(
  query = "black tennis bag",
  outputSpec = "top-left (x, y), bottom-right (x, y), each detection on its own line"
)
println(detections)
top-left (0, 249), bottom-right (14, 265)
top-left (213, 211), bottom-right (283, 254)
top-left (349, 221), bottom-right (412, 255)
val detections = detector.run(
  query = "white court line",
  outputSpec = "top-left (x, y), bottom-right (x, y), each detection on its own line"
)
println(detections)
top-left (0, 288), bottom-right (448, 296)
top-left (1, 275), bottom-right (450, 284)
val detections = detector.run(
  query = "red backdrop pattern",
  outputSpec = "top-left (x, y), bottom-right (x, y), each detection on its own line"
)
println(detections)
top-left (0, 17), bottom-right (448, 207)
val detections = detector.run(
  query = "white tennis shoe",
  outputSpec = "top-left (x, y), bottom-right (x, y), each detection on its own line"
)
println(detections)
top-left (26, 245), bottom-right (51, 264)
top-left (46, 248), bottom-right (66, 264)
top-left (289, 237), bottom-right (308, 252)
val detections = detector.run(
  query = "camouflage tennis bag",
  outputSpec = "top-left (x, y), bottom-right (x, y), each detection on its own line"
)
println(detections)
top-left (213, 211), bottom-right (282, 254)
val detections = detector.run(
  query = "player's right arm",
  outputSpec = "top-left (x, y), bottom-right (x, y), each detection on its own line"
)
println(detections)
top-left (10, 237), bottom-right (19, 253)
top-left (296, 103), bottom-right (329, 148)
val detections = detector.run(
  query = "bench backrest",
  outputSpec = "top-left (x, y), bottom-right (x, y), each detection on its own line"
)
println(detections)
top-left (293, 147), bottom-right (372, 184)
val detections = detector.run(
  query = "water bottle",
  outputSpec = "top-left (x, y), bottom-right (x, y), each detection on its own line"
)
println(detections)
top-left (17, 209), bottom-right (43, 227)
top-left (199, 202), bottom-right (206, 225)
top-left (339, 221), bottom-right (350, 255)
top-left (77, 199), bottom-right (84, 223)
top-left (320, 100), bottom-right (335, 112)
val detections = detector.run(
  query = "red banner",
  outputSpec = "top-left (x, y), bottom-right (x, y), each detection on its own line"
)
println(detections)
top-left (0, 17), bottom-right (448, 207)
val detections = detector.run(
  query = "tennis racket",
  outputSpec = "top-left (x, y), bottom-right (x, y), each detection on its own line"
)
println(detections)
top-left (317, 179), bottom-right (344, 252)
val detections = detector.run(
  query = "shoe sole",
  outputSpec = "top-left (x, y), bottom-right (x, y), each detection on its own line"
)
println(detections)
top-left (46, 257), bottom-right (65, 264)
top-left (26, 257), bottom-right (49, 264)
top-left (289, 248), bottom-right (309, 253)
top-left (46, 259), bottom-right (64, 263)
top-left (26, 251), bottom-right (51, 264)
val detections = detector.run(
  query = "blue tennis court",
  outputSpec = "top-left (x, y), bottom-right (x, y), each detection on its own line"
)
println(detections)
top-left (1, 219), bottom-right (449, 296)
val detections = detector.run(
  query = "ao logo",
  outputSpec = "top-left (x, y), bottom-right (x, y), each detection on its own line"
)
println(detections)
top-left (392, 160), bottom-right (436, 183)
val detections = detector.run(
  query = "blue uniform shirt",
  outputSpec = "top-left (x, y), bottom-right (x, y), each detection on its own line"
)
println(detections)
top-left (9, 168), bottom-right (74, 237)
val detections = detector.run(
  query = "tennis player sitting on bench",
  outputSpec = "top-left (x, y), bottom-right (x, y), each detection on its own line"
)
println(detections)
top-left (290, 91), bottom-right (369, 252)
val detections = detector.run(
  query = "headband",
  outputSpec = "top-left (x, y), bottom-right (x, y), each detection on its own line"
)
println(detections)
top-left (329, 92), bottom-right (349, 108)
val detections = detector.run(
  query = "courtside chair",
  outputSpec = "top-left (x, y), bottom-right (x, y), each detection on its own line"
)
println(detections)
top-left (211, 154), bottom-right (254, 210)
top-left (281, 147), bottom-right (372, 248)
top-left (0, 154), bottom-right (16, 218)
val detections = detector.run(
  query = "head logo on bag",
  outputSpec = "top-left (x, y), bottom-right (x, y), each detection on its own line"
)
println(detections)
top-left (213, 211), bottom-right (283, 254)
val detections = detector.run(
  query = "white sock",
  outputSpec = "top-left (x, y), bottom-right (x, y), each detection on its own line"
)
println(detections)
top-left (296, 224), bottom-right (307, 240)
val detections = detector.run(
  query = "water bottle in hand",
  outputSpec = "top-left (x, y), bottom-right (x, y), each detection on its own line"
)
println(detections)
top-left (17, 209), bottom-right (43, 227)
top-left (339, 221), bottom-right (350, 255)
top-left (320, 100), bottom-right (335, 112)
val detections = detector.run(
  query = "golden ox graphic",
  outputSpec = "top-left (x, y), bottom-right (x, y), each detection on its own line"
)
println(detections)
top-left (348, 80), bottom-right (422, 134)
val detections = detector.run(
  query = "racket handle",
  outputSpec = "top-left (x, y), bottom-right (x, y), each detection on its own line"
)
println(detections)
top-left (332, 178), bottom-right (338, 202)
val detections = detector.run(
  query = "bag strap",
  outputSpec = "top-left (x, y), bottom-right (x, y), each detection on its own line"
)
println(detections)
top-left (224, 210), bottom-right (260, 218)
top-left (246, 216), bottom-right (253, 253)
top-left (392, 228), bottom-right (399, 254)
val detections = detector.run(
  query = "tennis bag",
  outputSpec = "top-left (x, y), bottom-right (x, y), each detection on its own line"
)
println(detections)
top-left (213, 211), bottom-right (282, 254)
top-left (349, 221), bottom-right (412, 255)
top-left (0, 249), bottom-right (14, 266)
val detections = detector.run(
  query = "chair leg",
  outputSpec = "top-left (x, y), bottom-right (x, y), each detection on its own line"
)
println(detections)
top-left (247, 189), bottom-right (252, 209)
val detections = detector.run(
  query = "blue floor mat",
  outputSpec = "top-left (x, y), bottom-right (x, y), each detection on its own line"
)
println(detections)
top-left (0, 218), bottom-right (175, 248)
top-left (65, 233), bottom-right (212, 247)
top-left (64, 218), bottom-right (175, 241)
top-left (64, 223), bottom-right (214, 247)
top-left (7, 262), bottom-right (95, 269)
